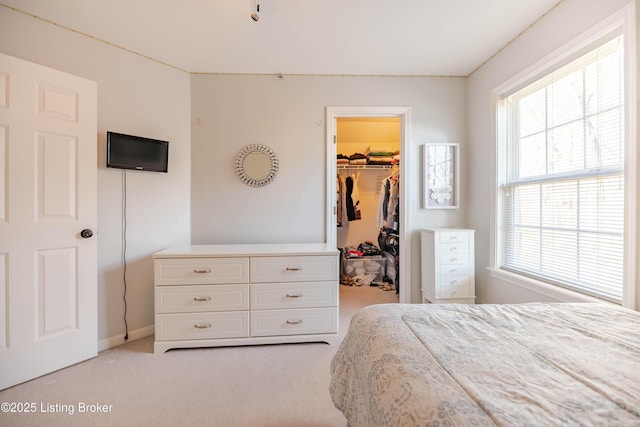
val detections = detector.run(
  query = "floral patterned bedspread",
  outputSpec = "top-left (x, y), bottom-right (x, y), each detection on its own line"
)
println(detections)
top-left (330, 303), bottom-right (640, 426)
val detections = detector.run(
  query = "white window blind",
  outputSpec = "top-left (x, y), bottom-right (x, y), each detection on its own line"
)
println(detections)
top-left (500, 35), bottom-right (624, 303)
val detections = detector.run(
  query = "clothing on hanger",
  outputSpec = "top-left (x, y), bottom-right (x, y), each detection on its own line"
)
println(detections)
top-left (377, 166), bottom-right (399, 231)
top-left (345, 173), bottom-right (361, 221)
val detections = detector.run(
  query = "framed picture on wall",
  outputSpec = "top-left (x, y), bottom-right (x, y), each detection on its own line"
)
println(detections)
top-left (423, 143), bottom-right (459, 209)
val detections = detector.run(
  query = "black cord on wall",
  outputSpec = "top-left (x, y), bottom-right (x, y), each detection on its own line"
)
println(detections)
top-left (122, 169), bottom-right (129, 340)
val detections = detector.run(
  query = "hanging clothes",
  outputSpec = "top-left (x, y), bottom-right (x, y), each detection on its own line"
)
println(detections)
top-left (377, 178), bottom-right (390, 228)
top-left (377, 171), bottom-right (399, 231)
top-left (337, 175), bottom-right (344, 227)
top-left (386, 175), bottom-right (399, 231)
top-left (345, 173), bottom-right (361, 221)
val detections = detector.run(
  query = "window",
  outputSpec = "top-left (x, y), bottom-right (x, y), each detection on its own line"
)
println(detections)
top-left (498, 34), bottom-right (625, 303)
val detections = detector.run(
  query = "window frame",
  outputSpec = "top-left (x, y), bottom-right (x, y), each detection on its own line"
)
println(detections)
top-left (489, 5), bottom-right (637, 309)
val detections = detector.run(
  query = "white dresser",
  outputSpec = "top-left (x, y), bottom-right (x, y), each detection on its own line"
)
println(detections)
top-left (420, 228), bottom-right (475, 304)
top-left (153, 243), bottom-right (339, 354)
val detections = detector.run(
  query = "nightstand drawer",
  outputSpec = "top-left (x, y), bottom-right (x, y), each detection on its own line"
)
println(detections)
top-left (155, 257), bottom-right (249, 286)
top-left (250, 308), bottom-right (338, 337)
top-left (155, 312), bottom-right (249, 341)
top-left (251, 256), bottom-right (338, 283)
top-left (251, 281), bottom-right (337, 310)
top-left (155, 284), bottom-right (249, 313)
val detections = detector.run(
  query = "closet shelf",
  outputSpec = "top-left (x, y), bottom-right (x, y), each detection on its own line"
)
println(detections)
top-left (337, 164), bottom-right (392, 170)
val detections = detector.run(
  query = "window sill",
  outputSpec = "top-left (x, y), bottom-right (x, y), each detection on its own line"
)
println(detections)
top-left (487, 267), bottom-right (616, 305)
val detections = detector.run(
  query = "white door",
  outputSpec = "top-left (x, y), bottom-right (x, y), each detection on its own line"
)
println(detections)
top-left (0, 53), bottom-right (97, 390)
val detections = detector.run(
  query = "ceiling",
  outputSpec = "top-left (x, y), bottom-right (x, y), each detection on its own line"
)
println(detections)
top-left (1, 0), bottom-right (562, 76)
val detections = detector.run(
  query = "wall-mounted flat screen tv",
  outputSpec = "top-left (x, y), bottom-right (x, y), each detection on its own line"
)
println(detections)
top-left (106, 131), bottom-right (169, 173)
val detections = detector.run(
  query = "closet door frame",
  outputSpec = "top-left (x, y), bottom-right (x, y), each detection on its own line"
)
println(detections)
top-left (326, 106), bottom-right (411, 304)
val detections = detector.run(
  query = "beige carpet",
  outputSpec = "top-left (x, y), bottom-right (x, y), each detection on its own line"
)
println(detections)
top-left (0, 284), bottom-right (398, 426)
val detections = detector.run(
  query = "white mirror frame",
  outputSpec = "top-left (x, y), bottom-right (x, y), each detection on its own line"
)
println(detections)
top-left (423, 143), bottom-right (459, 209)
top-left (235, 144), bottom-right (279, 188)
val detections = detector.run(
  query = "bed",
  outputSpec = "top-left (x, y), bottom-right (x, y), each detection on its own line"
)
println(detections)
top-left (330, 303), bottom-right (640, 426)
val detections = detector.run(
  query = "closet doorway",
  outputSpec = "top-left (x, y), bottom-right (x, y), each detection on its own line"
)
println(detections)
top-left (326, 106), bottom-right (411, 304)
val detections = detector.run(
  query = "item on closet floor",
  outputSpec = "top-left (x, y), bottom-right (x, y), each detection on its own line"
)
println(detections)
top-left (357, 241), bottom-right (381, 256)
top-left (340, 274), bottom-right (377, 287)
top-left (341, 254), bottom-right (386, 285)
top-left (342, 246), bottom-right (363, 258)
top-left (379, 283), bottom-right (396, 291)
top-left (378, 228), bottom-right (399, 293)
top-left (340, 275), bottom-right (356, 286)
top-left (381, 252), bottom-right (397, 284)
top-left (352, 273), bottom-right (377, 286)
top-left (378, 228), bottom-right (399, 256)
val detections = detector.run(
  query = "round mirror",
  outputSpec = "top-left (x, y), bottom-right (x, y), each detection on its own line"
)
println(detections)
top-left (235, 144), bottom-right (279, 188)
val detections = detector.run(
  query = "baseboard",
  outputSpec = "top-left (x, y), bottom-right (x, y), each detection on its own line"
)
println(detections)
top-left (98, 325), bottom-right (155, 352)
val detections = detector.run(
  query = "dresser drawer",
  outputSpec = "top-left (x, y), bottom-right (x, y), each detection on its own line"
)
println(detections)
top-left (440, 242), bottom-right (469, 256)
top-left (250, 308), bottom-right (338, 337)
top-left (155, 257), bottom-right (249, 286)
top-left (438, 231), bottom-right (469, 243)
top-left (437, 275), bottom-right (472, 298)
top-left (251, 281), bottom-right (337, 310)
top-left (439, 253), bottom-right (470, 265)
top-left (439, 264), bottom-right (471, 276)
top-left (155, 312), bottom-right (249, 341)
top-left (155, 284), bottom-right (249, 313)
top-left (251, 255), bottom-right (338, 283)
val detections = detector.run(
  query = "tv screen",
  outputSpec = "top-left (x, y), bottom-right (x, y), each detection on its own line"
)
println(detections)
top-left (106, 131), bottom-right (169, 173)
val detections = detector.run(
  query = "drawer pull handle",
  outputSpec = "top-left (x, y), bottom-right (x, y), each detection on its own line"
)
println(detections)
top-left (450, 258), bottom-right (458, 262)
top-left (286, 267), bottom-right (303, 271)
top-left (450, 269), bottom-right (458, 273)
top-left (286, 319), bottom-right (303, 325)
top-left (193, 296), bottom-right (212, 302)
top-left (450, 280), bottom-right (458, 285)
top-left (450, 247), bottom-right (457, 252)
top-left (286, 293), bottom-right (304, 298)
top-left (194, 323), bottom-right (212, 329)
top-left (194, 269), bottom-right (212, 274)
top-left (450, 236), bottom-right (458, 240)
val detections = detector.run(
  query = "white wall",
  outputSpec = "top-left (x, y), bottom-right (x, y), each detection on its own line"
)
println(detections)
top-left (0, 8), bottom-right (191, 346)
top-left (466, 0), bottom-right (634, 304)
top-left (191, 74), bottom-right (467, 302)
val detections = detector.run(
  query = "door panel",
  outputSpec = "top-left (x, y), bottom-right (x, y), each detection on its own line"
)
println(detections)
top-left (0, 124), bottom-right (5, 221)
top-left (38, 132), bottom-right (78, 219)
top-left (0, 53), bottom-right (97, 390)
top-left (38, 247), bottom-right (77, 336)
top-left (37, 83), bottom-right (78, 121)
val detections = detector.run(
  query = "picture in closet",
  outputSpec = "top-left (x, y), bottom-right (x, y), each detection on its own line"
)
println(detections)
top-left (336, 117), bottom-right (400, 291)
